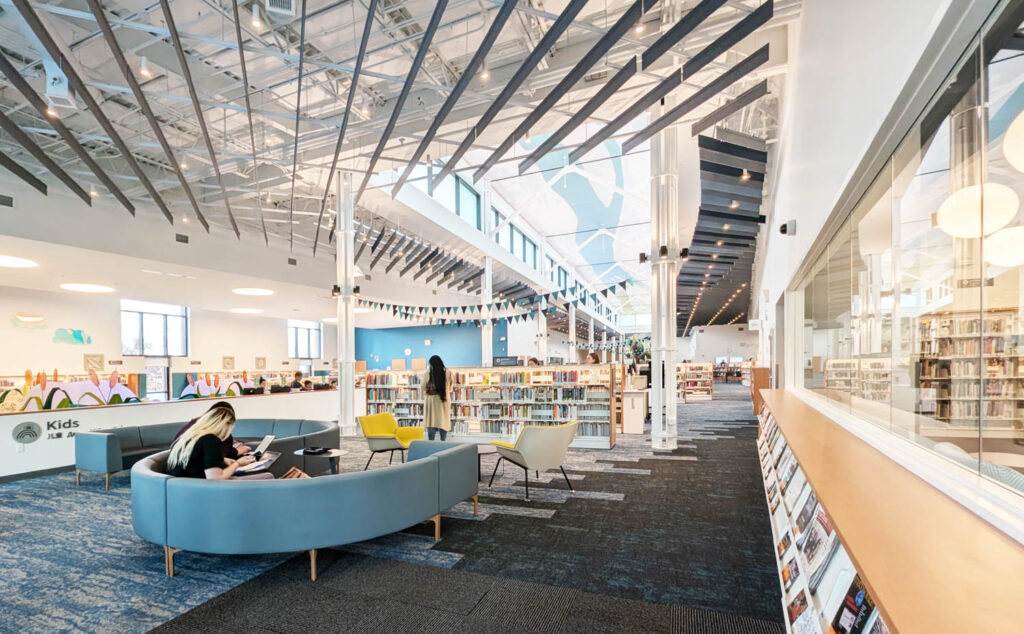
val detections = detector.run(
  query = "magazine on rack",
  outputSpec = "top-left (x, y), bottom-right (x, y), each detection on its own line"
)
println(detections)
top-left (774, 442), bottom-right (791, 468)
top-left (792, 610), bottom-right (818, 634)
top-left (783, 470), bottom-right (808, 510)
top-left (787, 589), bottom-right (809, 624)
top-left (827, 576), bottom-right (876, 634)
top-left (804, 508), bottom-right (841, 593)
top-left (781, 556), bottom-right (801, 592)
top-left (778, 456), bottom-right (799, 492)
top-left (793, 490), bottom-right (819, 540)
top-left (777, 531), bottom-right (793, 558)
top-left (867, 613), bottom-right (891, 634)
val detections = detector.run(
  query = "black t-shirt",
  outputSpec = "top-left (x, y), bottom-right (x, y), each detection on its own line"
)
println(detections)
top-left (289, 380), bottom-right (303, 389)
top-left (168, 434), bottom-right (227, 478)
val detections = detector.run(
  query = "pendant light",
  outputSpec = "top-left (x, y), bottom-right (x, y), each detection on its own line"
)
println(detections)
top-left (139, 56), bottom-right (152, 78)
top-left (252, 4), bottom-right (262, 29)
top-left (984, 225), bottom-right (1024, 267)
top-left (935, 182), bottom-right (1018, 238)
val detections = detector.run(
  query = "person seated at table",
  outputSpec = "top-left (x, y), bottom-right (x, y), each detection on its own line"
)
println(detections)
top-left (174, 402), bottom-right (250, 459)
top-left (303, 380), bottom-right (314, 392)
top-left (290, 371), bottom-right (304, 390)
top-left (167, 405), bottom-right (308, 480)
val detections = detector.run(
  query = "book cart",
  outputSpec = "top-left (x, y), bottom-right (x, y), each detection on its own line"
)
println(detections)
top-left (757, 406), bottom-right (891, 634)
top-left (675, 363), bottom-right (714, 402)
top-left (365, 363), bottom-right (618, 449)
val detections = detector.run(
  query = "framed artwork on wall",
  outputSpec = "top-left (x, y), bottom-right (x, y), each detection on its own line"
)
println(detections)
top-left (223, 356), bottom-right (235, 370)
top-left (83, 354), bottom-right (104, 372)
top-left (255, 357), bottom-right (266, 370)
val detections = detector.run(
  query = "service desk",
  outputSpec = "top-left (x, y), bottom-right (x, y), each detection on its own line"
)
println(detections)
top-left (0, 388), bottom-right (365, 479)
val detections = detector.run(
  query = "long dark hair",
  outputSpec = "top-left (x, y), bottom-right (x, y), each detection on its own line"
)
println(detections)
top-left (428, 355), bottom-right (447, 402)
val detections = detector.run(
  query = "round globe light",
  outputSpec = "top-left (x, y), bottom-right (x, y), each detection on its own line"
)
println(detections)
top-left (984, 225), bottom-right (1024, 267)
top-left (60, 283), bottom-right (114, 293)
top-left (1003, 110), bottom-right (1024, 173)
top-left (935, 182), bottom-right (1019, 238)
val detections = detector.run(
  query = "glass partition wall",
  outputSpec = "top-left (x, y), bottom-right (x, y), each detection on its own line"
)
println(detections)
top-left (798, 1), bottom-right (1024, 497)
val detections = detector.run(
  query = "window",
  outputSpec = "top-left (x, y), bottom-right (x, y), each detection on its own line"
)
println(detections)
top-left (558, 267), bottom-right (569, 291)
top-left (120, 299), bottom-right (188, 356)
top-left (523, 236), bottom-right (537, 269)
top-left (457, 178), bottom-right (481, 229)
top-left (288, 319), bottom-right (323, 360)
top-left (433, 175), bottom-right (456, 213)
top-left (794, 8), bottom-right (1024, 499)
top-left (511, 226), bottom-right (525, 260)
top-left (493, 208), bottom-right (511, 249)
top-left (546, 256), bottom-right (556, 282)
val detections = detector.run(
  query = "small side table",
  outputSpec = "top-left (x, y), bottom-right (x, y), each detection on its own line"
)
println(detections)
top-left (476, 444), bottom-right (498, 481)
top-left (294, 448), bottom-right (348, 475)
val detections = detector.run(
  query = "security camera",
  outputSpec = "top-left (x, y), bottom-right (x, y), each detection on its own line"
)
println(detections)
top-left (779, 220), bottom-right (796, 236)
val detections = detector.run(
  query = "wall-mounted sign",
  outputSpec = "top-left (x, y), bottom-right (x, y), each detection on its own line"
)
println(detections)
top-left (12, 421), bottom-right (41, 444)
top-left (190, 360), bottom-right (202, 365)
top-left (107, 360), bottom-right (123, 366)
top-left (281, 361), bottom-right (290, 366)
top-left (748, 319), bottom-right (761, 331)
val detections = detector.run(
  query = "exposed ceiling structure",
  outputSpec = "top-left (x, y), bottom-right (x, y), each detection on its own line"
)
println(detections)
top-left (0, 0), bottom-right (796, 326)
top-left (678, 131), bottom-right (766, 334)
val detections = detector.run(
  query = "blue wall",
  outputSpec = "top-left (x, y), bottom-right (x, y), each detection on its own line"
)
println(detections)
top-left (356, 322), bottom-right (507, 370)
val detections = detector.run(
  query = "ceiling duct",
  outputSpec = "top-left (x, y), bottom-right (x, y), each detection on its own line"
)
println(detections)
top-left (42, 59), bottom-right (76, 109)
top-left (264, 0), bottom-right (295, 17)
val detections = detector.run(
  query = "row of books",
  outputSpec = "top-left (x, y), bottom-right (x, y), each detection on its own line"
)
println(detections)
top-left (758, 408), bottom-right (891, 634)
top-left (919, 315), bottom-right (1019, 336)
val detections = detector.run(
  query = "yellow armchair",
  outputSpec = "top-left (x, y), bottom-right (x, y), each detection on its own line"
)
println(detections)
top-left (357, 412), bottom-right (425, 470)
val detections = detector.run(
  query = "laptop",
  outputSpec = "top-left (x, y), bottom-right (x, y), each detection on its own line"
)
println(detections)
top-left (251, 435), bottom-right (275, 459)
top-left (235, 435), bottom-right (279, 474)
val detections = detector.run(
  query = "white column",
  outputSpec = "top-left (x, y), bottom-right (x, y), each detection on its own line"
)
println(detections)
top-left (602, 331), bottom-right (608, 363)
top-left (481, 183), bottom-right (494, 366)
top-left (336, 172), bottom-right (357, 436)
top-left (588, 318), bottom-right (595, 356)
top-left (537, 297), bottom-right (548, 361)
top-left (649, 94), bottom-right (679, 451)
top-left (568, 301), bottom-right (577, 362)
top-left (481, 256), bottom-right (494, 366)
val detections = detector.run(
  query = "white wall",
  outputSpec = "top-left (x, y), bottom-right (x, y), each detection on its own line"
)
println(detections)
top-left (753, 0), bottom-right (1000, 365)
top-left (506, 317), bottom-right (539, 359)
top-left (686, 325), bottom-right (757, 363)
top-left (0, 285), bottom-right (339, 379)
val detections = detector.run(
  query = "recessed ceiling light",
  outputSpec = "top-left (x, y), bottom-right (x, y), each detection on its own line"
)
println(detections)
top-left (233, 287), bottom-right (274, 296)
top-left (634, 21), bottom-right (645, 34)
top-left (14, 314), bottom-right (45, 323)
top-left (741, 168), bottom-right (751, 181)
top-left (729, 200), bottom-right (740, 209)
top-left (0, 255), bottom-right (38, 268)
top-left (230, 308), bottom-right (262, 314)
top-left (722, 224), bottom-right (731, 231)
top-left (139, 56), bottom-right (152, 78)
top-left (60, 283), bottom-right (114, 293)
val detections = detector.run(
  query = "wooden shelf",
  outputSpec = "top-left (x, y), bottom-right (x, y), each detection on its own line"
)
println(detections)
top-left (762, 389), bottom-right (1024, 634)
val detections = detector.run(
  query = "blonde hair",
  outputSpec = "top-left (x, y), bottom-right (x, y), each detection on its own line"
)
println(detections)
top-left (167, 406), bottom-right (236, 471)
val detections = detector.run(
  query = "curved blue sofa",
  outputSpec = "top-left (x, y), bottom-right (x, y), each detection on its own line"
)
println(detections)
top-left (131, 440), bottom-right (478, 578)
top-left (76, 418), bottom-right (339, 489)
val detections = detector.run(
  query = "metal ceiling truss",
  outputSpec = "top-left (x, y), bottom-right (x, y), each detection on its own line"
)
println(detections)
top-left (314, 0), bottom-right (378, 254)
top-left (393, 0), bottom-right (518, 196)
top-left (356, 0), bottom-right (451, 203)
top-left (471, 0), bottom-right (658, 182)
top-left (691, 78), bottom-right (768, 135)
top-left (287, 0), bottom-right (309, 251)
top-left (157, 0), bottom-right (240, 237)
top-left (0, 109), bottom-right (91, 204)
top-left (431, 0), bottom-right (589, 189)
top-left (0, 51), bottom-right (133, 214)
top-left (230, 0), bottom-right (269, 245)
top-left (84, 0), bottom-right (211, 231)
top-left (11, 0), bottom-right (178, 223)
top-left (0, 149), bottom-right (46, 194)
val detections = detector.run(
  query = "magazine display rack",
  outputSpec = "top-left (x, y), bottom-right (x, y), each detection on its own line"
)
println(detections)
top-left (365, 363), bottom-right (617, 449)
top-left (757, 407), bottom-right (891, 634)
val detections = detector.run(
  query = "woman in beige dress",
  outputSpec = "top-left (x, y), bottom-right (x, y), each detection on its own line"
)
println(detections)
top-left (423, 355), bottom-right (453, 441)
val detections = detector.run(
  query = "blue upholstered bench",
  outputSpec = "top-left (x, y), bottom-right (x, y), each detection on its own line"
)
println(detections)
top-left (75, 419), bottom-right (339, 489)
top-left (131, 440), bottom-right (478, 579)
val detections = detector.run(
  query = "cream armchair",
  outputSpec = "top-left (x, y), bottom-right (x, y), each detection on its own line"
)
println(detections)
top-left (488, 422), bottom-right (577, 499)
top-left (357, 412), bottom-right (425, 470)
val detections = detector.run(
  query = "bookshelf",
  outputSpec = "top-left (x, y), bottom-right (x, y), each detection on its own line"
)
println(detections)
top-left (741, 361), bottom-right (753, 386)
top-left (757, 405), bottom-right (891, 634)
top-left (677, 363), bottom-right (714, 402)
top-left (916, 309), bottom-right (1024, 429)
top-left (365, 363), bottom-right (618, 449)
top-left (823, 359), bottom-right (857, 392)
top-left (855, 358), bottom-right (890, 402)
